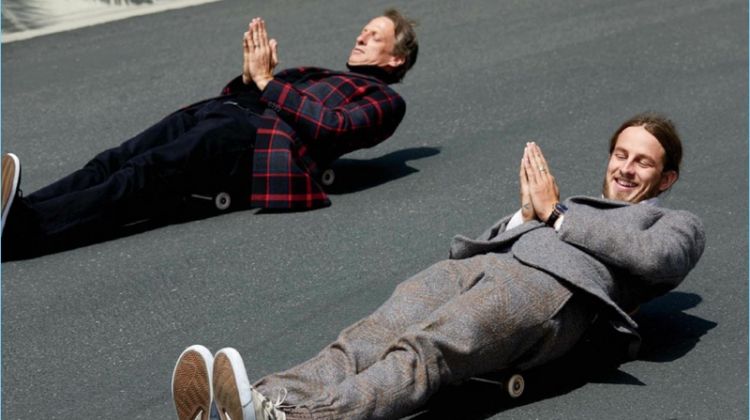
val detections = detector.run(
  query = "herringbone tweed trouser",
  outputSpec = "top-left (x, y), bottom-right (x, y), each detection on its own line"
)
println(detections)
top-left (255, 253), bottom-right (596, 419)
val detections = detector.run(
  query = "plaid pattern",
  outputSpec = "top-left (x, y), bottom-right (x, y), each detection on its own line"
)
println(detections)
top-left (222, 67), bottom-right (406, 209)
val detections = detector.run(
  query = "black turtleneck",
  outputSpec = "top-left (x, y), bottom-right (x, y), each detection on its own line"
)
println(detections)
top-left (346, 64), bottom-right (400, 84)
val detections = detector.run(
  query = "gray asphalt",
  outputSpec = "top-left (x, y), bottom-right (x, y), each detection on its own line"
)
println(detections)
top-left (2, 0), bottom-right (747, 418)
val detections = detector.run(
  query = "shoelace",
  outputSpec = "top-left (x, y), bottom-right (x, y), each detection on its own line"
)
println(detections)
top-left (270, 387), bottom-right (288, 407)
top-left (260, 387), bottom-right (289, 419)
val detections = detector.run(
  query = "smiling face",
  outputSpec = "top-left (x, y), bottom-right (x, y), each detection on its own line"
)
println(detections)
top-left (347, 16), bottom-right (405, 69)
top-left (602, 126), bottom-right (678, 203)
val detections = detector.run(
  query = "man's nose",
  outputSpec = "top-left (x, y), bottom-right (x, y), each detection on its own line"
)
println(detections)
top-left (620, 160), bottom-right (636, 175)
top-left (356, 33), bottom-right (367, 45)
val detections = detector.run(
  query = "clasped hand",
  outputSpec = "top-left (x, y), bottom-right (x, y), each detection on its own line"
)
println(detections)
top-left (519, 142), bottom-right (560, 223)
top-left (243, 17), bottom-right (279, 90)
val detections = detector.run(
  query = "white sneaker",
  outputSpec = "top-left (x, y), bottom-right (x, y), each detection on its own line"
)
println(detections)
top-left (172, 345), bottom-right (215, 420)
top-left (213, 348), bottom-right (287, 420)
top-left (1, 153), bottom-right (21, 235)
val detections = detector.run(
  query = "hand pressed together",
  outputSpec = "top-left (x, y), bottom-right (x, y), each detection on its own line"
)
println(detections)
top-left (242, 17), bottom-right (279, 90)
top-left (519, 142), bottom-right (560, 223)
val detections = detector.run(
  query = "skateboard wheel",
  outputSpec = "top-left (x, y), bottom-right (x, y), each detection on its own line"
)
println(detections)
top-left (321, 169), bottom-right (335, 186)
top-left (506, 374), bottom-right (525, 398)
top-left (214, 192), bottom-right (231, 211)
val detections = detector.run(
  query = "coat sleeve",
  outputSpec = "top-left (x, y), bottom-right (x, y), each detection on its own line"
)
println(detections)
top-left (476, 214), bottom-right (515, 241)
top-left (221, 75), bottom-right (256, 95)
top-left (259, 78), bottom-right (406, 146)
top-left (557, 201), bottom-right (706, 287)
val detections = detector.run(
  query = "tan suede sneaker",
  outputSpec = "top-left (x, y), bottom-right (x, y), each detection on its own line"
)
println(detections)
top-left (172, 345), bottom-right (214, 420)
top-left (1, 153), bottom-right (21, 234)
top-left (213, 348), bottom-right (287, 420)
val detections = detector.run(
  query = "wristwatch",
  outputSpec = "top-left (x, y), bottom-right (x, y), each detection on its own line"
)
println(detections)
top-left (545, 202), bottom-right (568, 227)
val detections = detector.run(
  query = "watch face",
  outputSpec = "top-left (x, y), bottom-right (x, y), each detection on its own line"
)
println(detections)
top-left (556, 203), bottom-right (568, 213)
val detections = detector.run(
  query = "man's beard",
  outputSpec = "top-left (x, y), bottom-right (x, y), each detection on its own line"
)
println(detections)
top-left (601, 174), bottom-right (662, 203)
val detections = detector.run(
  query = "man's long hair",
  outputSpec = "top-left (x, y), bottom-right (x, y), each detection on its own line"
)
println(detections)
top-left (609, 112), bottom-right (683, 175)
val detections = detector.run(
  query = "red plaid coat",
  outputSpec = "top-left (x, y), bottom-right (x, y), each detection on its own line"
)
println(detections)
top-left (221, 67), bottom-right (406, 210)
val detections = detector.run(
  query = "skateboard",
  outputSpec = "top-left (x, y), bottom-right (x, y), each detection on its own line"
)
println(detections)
top-left (187, 166), bottom-right (335, 211)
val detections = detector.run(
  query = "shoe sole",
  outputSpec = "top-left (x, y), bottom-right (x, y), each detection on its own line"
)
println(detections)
top-left (1, 153), bottom-right (20, 234)
top-left (172, 345), bottom-right (214, 420)
top-left (213, 348), bottom-right (255, 420)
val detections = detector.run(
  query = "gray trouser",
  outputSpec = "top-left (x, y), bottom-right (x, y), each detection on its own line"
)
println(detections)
top-left (255, 253), bottom-right (596, 420)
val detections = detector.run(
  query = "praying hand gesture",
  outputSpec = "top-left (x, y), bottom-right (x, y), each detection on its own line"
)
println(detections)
top-left (519, 142), bottom-right (560, 223)
top-left (242, 17), bottom-right (279, 90)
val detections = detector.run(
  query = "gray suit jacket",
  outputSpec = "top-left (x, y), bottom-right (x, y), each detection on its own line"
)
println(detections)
top-left (449, 196), bottom-right (706, 357)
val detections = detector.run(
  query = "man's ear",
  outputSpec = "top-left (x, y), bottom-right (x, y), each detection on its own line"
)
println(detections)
top-left (387, 54), bottom-right (406, 68)
top-left (658, 170), bottom-right (678, 192)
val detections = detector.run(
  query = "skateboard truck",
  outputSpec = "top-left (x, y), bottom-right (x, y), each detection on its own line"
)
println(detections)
top-left (470, 372), bottom-right (525, 398)
top-left (190, 192), bottom-right (232, 211)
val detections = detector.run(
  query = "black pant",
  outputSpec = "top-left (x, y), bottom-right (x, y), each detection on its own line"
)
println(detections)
top-left (4, 98), bottom-right (259, 258)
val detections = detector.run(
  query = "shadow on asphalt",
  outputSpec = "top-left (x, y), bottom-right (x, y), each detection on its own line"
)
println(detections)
top-left (634, 291), bottom-right (717, 363)
top-left (324, 146), bottom-right (441, 195)
top-left (407, 291), bottom-right (715, 420)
